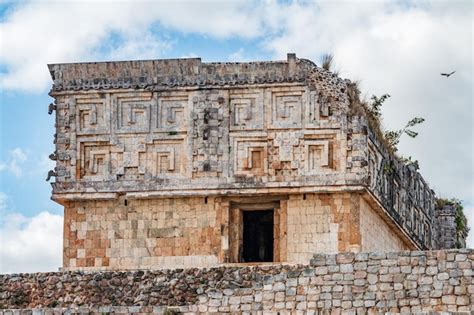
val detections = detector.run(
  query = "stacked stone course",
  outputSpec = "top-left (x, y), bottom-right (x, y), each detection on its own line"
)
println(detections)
top-left (1, 249), bottom-right (472, 313)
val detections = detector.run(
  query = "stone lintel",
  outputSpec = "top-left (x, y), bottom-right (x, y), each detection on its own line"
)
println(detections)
top-left (52, 185), bottom-right (366, 202)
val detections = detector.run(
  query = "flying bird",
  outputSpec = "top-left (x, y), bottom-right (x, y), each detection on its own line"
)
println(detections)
top-left (441, 71), bottom-right (456, 78)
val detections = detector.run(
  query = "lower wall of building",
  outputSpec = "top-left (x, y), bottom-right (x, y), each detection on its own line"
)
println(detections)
top-left (63, 196), bottom-right (220, 270)
top-left (286, 193), bottom-right (363, 262)
top-left (359, 196), bottom-right (410, 252)
top-left (1, 250), bottom-right (472, 313)
top-left (63, 192), bottom-right (411, 270)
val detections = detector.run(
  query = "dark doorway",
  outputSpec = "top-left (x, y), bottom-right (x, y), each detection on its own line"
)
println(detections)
top-left (242, 210), bottom-right (274, 262)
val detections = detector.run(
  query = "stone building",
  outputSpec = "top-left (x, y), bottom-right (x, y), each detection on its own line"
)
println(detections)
top-left (47, 54), bottom-right (463, 270)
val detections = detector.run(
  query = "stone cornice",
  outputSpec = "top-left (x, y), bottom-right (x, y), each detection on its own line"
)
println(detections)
top-left (48, 54), bottom-right (319, 93)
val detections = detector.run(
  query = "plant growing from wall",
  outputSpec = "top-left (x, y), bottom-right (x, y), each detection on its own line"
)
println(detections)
top-left (384, 117), bottom-right (425, 151)
top-left (362, 93), bottom-right (425, 153)
top-left (367, 94), bottom-right (391, 120)
top-left (400, 156), bottom-right (418, 166)
top-left (342, 70), bottom-right (424, 158)
top-left (321, 53), bottom-right (334, 71)
top-left (324, 53), bottom-right (427, 187)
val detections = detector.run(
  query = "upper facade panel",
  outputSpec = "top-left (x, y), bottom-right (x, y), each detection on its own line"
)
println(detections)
top-left (48, 55), bottom-right (369, 198)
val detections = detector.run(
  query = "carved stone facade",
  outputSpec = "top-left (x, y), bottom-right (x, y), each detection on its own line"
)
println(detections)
top-left (47, 54), bottom-right (461, 270)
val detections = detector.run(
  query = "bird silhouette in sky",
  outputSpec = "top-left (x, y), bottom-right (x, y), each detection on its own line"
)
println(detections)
top-left (441, 71), bottom-right (456, 78)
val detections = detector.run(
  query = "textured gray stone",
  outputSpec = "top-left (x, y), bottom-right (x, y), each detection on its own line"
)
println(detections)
top-left (0, 249), bottom-right (473, 314)
top-left (340, 264), bottom-right (353, 273)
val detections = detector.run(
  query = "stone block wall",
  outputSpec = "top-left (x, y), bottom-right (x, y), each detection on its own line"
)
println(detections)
top-left (63, 196), bottom-right (220, 269)
top-left (360, 197), bottom-right (408, 252)
top-left (286, 195), bottom-right (339, 260)
top-left (285, 193), bottom-right (410, 262)
top-left (62, 192), bottom-right (413, 270)
top-left (1, 250), bottom-right (472, 313)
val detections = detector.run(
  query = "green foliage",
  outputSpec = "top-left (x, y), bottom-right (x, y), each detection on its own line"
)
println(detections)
top-left (400, 156), bottom-right (418, 167)
top-left (384, 117), bottom-right (425, 152)
top-left (368, 94), bottom-right (391, 120)
top-left (345, 67), bottom-right (424, 159)
top-left (383, 163), bottom-right (394, 175)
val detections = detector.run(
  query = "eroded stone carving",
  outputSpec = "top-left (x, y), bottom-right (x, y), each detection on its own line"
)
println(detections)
top-left (233, 137), bottom-right (268, 176)
top-left (147, 138), bottom-right (188, 178)
top-left (154, 94), bottom-right (188, 132)
top-left (45, 169), bottom-right (57, 181)
top-left (268, 89), bottom-right (305, 129)
top-left (48, 102), bottom-right (57, 115)
top-left (113, 93), bottom-right (153, 134)
top-left (230, 90), bottom-right (264, 131)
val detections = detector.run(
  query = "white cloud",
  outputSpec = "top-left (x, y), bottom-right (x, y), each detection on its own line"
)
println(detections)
top-left (229, 48), bottom-right (246, 62)
top-left (0, 211), bottom-right (63, 273)
top-left (97, 31), bottom-right (174, 61)
top-left (10, 148), bottom-right (27, 162)
top-left (180, 52), bottom-right (199, 59)
top-left (0, 0), bottom-right (264, 92)
top-left (0, 148), bottom-right (28, 177)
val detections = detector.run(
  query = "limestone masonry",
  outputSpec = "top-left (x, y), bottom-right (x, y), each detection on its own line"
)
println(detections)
top-left (46, 54), bottom-right (466, 270)
top-left (1, 250), bottom-right (473, 313)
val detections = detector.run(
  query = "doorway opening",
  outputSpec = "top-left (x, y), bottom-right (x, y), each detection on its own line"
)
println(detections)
top-left (242, 210), bottom-right (274, 262)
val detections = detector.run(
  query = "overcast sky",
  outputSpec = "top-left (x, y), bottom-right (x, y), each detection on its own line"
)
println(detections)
top-left (0, 0), bottom-right (472, 273)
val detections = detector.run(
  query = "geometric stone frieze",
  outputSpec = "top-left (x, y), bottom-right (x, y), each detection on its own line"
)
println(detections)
top-left (303, 139), bottom-right (330, 174)
top-left (75, 95), bottom-right (110, 135)
top-left (233, 137), bottom-right (268, 176)
top-left (305, 90), bottom-right (331, 127)
top-left (146, 138), bottom-right (189, 178)
top-left (267, 88), bottom-right (305, 129)
top-left (273, 132), bottom-right (302, 163)
top-left (154, 93), bottom-right (189, 133)
top-left (229, 90), bottom-right (264, 131)
top-left (112, 93), bottom-right (154, 134)
top-left (79, 141), bottom-right (116, 180)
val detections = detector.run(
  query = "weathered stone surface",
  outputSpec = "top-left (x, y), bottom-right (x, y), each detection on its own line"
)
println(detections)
top-left (1, 249), bottom-right (473, 314)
